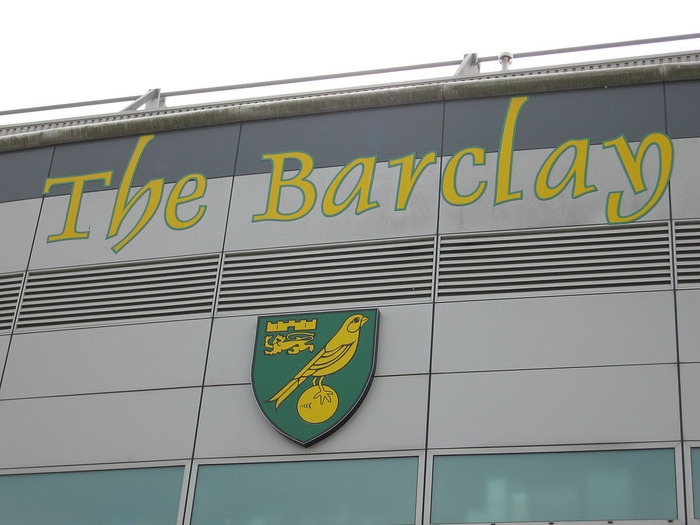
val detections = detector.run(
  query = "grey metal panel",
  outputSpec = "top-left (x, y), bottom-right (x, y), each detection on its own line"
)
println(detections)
top-left (205, 315), bottom-right (258, 386)
top-left (677, 290), bottom-right (700, 363)
top-left (433, 292), bottom-right (677, 373)
top-left (46, 125), bottom-right (239, 197)
top-left (665, 80), bottom-right (700, 139)
top-left (441, 97), bottom-right (508, 155)
top-left (0, 388), bottom-right (200, 468)
top-left (0, 147), bottom-right (53, 202)
top-left (438, 144), bottom-right (671, 234)
top-left (235, 103), bottom-right (443, 175)
top-left (195, 375), bottom-right (428, 457)
top-left (680, 364), bottom-right (700, 440)
top-left (374, 304), bottom-right (432, 376)
top-left (443, 84), bottom-right (666, 155)
top-left (0, 199), bottom-right (41, 273)
top-left (0, 319), bottom-right (211, 399)
top-left (30, 177), bottom-right (231, 269)
top-left (669, 138), bottom-right (700, 219)
top-left (428, 364), bottom-right (680, 449)
top-left (205, 304), bottom-right (432, 386)
top-left (226, 162), bottom-right (439, 251)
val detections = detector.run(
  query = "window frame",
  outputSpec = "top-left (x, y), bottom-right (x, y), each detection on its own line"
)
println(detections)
top-left (0, 459), bottom-right (190, 525)
top-left (184, 449), bottom-right (426, 525)
top-left (426, 443), bottom-right (683, 525)
top-left (684, 441), bottom-right (700, 523)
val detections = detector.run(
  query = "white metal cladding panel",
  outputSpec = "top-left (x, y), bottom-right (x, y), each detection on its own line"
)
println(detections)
top-left (225, 162), bottom-right (440, 251)
top-left (0, 388), bottom-right (201, 468)
top-left (437, 145), bottom-right (671, 235)
top-left (676, 290), bottom-right (700, 363)
top-left (668, 138), bottom-right (700, 220)
top-left (372, 303), bottom-right (432, 376)
top-left (428, 364), bottom-right (681, 449)
top-left (674, 220), bottom-right (700, 287)
top-left (30, 177), bottom-right (232, 270)
top-left (205, 315), bottom-right (259, 386)
top-left (217, 237), bottom-right (435, 314)
top-left (0, 273), bottom-right (22, 334)
top-left (0, 319), bottom-right (211, 399)
top-left (16, 254), bottom-right (220, 331)
top-left (205, 303), bottom-right (433, 386)
top-left (195, 375), bottom-right (429, 458)
top-left (438, 222), bottom-right (672, 300)
top-left (0, 199), bottom-right (42, 273)
top-left (680, 364), bottom-right (700, 440)
top-left (432, 291), bottom-right (677, 373)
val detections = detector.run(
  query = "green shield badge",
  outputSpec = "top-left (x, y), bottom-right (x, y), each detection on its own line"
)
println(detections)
top-left (252, 309), bottom-right (379, 446)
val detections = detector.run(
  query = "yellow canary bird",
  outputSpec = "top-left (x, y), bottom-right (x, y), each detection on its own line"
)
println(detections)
top-left (268, 313), bottom-right (369, 409)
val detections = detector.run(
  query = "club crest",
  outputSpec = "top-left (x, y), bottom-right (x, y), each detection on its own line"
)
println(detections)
top-left (251, 309), bottom-right (379, 446)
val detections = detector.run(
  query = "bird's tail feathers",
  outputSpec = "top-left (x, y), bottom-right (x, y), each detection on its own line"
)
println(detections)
top-left (268, 377), bottom-right (307, 409)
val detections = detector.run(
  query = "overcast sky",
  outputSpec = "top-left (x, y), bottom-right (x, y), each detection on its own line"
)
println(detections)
top-left (3, 0), bottom-right (699, 124)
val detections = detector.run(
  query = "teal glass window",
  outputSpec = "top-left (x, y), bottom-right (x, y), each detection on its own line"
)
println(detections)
top-left (0, 466), bottom-right (184, 525)
top-left (191, 456), bottom-right (418, 525)
top-left (431, 449), bottom-right (676, 524)
top-left (692, 448), bottom-right (700, 518)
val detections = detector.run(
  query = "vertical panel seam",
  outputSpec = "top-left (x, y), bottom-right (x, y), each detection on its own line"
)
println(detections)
top-left (0, 146), bottom-right (55, 391)
top-left (664, 78), bottom-right (689, 523)
top-left (182, 124), bottom-right (243, 525)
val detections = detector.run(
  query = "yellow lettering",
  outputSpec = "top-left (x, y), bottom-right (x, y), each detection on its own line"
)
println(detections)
top-left (165, 174), bottom-right (207, 229)
top-left (322, 157), bottom-right (379, 217)
top-left (107, 135), bottom-right (164, 253)
top-left (441, 147), bottom-right (487, 206)
top-left (535, 139), bottom-right (596, 200)
top-left (253, 152), bottom-right (316, 222)
top-left (388, 152), bottom-right (437, 210)
top-left (43, 172), bottom-right (113, 242)
top-left (495, 96), bottom-right (528, 204)
top-left (603, 133), bottom-right (674, 223)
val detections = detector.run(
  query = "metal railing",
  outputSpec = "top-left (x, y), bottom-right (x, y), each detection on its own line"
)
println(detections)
top-left (2, 33), bottom-right (700, 131)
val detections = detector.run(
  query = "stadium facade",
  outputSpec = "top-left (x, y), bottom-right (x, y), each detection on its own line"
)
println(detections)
top-left (1, 53), bottom-right (700, 524)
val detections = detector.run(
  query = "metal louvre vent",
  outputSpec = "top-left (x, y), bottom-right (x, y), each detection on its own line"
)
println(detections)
top-left (218, 237), bottom-right (435, 314)
top-left (16, 254), bottom-right (220, 331)
top-left (674, 220), bottom-right (700, 286)
top-left (438, 222), bottom-right (672, 300)
top-left (0, 273), bottom-right (23, 333)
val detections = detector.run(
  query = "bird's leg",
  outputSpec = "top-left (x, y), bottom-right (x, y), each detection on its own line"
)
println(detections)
top-left (314, 376), bottom-right (334, 405)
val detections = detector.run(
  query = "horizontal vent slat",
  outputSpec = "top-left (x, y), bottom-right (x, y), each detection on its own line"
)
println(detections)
top-left (220, 285), bottom-right (433, 300)
top-left (26, 266), bottom-right (219, 288)
top-left (27, 255), bottom-right (220, 278)
top-left (22, 277), bottom-right (217, 299)
top-left (223, 256), bottom-right (434, 277)
top-left (20, 290), bottom-right (216, 313)
top-left (217, 289), bottom-right (431, 312)
top-left (222, 266), bottom-right (432, 288)
top-left (224, 240), bottom-right (433, 261)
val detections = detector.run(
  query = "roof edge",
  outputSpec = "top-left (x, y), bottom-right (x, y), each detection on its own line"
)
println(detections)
top-left (2, 62), bottom-right (699, 153)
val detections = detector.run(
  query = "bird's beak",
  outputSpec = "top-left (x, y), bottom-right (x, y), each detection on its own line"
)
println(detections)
top-left (360, 316), bottom-right (368, 326)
